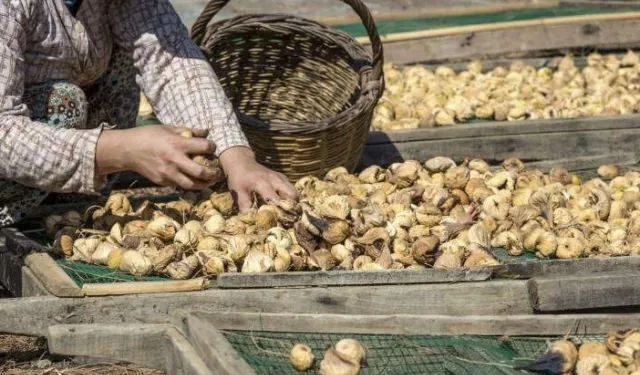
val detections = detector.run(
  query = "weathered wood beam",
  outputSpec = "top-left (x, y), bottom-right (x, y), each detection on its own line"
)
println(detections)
top-left (191, 311), bottom-right (640, 336)
top-left (47, 324), bottom-right (171, 370)
top-left (0, 280), bottom-right (532, 336)
top-left (529, 272), bottom-right (640, 312)
top-left (174, 312), bottom-right (257, 375)
top-left (216, 267), bottom-right (492, 289)
top-left (163, 328), bottom-right (213, 375)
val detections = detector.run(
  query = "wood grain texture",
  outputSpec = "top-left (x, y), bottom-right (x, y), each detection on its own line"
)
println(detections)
top-left (47, 324), bottom-right (171, 370)
top-left (194, 311), bottom-right (640, 335)
top-left (175, 312), bottom-right (257, 375)
top-left (216, 267), bottom-right (492, 288)
top-left (163, 328), bottom-right (213, 375)
top-left (367, 115), bottom-right (640, 144)
top-left (0, 280), bottom-right (532, 336)
top-left (523, 153), bottom-right (638, 173)
top-left (361, 127), bottom-right (640, 167)
top-left (21, 267), bottom-right (52, 297)
top-left (378, 18), bottom-right (640, 65)
top-left (24, 253), bottom-right (83, 297)
top-left (493, 256), bottom-right (640, 280)
top-left (529, 272), bottom-right (640, 312)
top-left (0, 252), bottom-right (22, 297)
top-left (81, 278), bottom-right (209, 296)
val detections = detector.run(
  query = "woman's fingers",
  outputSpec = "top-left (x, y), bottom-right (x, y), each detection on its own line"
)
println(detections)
top-left (171, 171), bottom-right (210, 191)
top-left (173, 154), bottom-right (219, 182)
top-left (254, 180), bottom-right (281, 204)
top-left (181, 137), bottom-right (215, 155)
top-left (233, 189), bottom-right (254, 212)
top-left (274, 173), bottom-right (298, 200)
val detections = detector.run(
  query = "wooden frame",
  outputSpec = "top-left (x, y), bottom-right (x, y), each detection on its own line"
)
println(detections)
top-left (362, 12), bottom-right (640, 65)
top-left (5, 225), bottom-right (640, 301)
top-left (33, 311), bottom-right (640, 375)
top-left (361, 114), bottom-right (640, 168)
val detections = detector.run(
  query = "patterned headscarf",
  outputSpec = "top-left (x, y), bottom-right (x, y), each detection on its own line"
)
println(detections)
top-left (63, 0), bottom-right (83, 16)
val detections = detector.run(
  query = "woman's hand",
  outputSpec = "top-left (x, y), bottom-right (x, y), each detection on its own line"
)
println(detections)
top-left (96, 125), bottom-right (223, 190)
top-left (219, 147), bottom-right (297, 211)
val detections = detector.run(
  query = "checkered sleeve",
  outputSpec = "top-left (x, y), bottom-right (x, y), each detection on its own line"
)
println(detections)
top-left (109, 0), bottom-right (251, 157)
top-left (0, 4), bottom-right (105, 194)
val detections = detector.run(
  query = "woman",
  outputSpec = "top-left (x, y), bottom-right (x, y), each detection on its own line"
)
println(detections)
top-left (0, 0), bottom-right (297, 227)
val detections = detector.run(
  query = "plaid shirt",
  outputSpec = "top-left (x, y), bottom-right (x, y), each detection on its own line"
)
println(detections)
top-left (0, 0), bottom-right (249, 194)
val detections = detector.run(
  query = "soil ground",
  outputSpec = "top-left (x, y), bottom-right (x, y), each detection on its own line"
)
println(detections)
top-left (0, 332), bottom-right (165, 375)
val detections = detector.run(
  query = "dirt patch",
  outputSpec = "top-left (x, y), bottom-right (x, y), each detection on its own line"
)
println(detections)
top-left (0, 334), bottom-right (165, 375)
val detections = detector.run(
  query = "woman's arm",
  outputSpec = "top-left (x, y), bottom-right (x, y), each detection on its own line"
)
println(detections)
top-left (0, 4), bottom-right (105, 194)
top-left (108, 0), bottom-right (249, 158)
top-left (108, 0), bottom-right (297, 208)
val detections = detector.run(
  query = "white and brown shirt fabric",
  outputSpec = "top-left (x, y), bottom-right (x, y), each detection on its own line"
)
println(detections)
top-left (0, 0), bottom-right (249, 195)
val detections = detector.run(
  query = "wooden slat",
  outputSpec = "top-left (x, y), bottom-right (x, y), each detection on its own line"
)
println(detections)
top-left (0, 252), bottom-right (22, 297)
top-left (361, 127), bottom-right (640, 167)
top-left (24, 253), bottom-right (83, 297)
top-left (216, 267), bottom-right (492, 289)
top-left (367, 115), bottom-right (640, 144)
top-left (163, 328), bottom-right (213, 375)
top-left (493, 256), bottom-right (640, 280)
top-left (81, 278), bottom-right (209, 296)
top-left (0, 280), bottom-right (532, 336)
top-left (318, 1), bottom-right (559, 26)
top-left (175, 312), bottom-right (257, 375)
top-left (197, 311), bottom-right (640, 335)
top-left (529, 272), bottom-right (640, 312)
top-left (21, 267), bottom-right (52, 297)
top-left (523, 153), bottom-right (638, 173)
top-left (358, 12), bottom-right (640, 44)
top-left (47, 324), bottom-right (171, 370)
top-left (377, 17), bottom-right (640, 65)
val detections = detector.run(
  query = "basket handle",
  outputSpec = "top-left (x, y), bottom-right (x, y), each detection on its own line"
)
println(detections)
top-left (190, 0), bottom-right (384, 85)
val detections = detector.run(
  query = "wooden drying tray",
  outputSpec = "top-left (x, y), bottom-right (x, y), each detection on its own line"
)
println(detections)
top-left (8, 311), bottom-right (640, 375)
top-left (359, 11), bottom-right (640, 65)
top-left (0, 228), bottom-right (209, 298)
top-left (5, 224), bottom-right (640, 313)
top-left (361, 114), bottom-right (640, 169)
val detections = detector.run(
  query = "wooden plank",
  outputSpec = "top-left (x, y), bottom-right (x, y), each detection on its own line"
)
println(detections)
top-left (163, 328), bottom-right (213, 375)
top-left (175, 312), bottom-right (257, 375)
top-left (492, 256), bottom-right (640, 280)
top-left (47, 324), bottom-right (171, 370)
top-left (21, 267), bottom-right (52, 297)
top-left (367, 115), bottom-right (640, 144)
top-left (357, 11), bottom-right (640, 44)
top-left (24, 253), bottom-right (83, 297)
top-left (529, 272), bottom-right (640, 312)
top-left (523, 153), bottom-right (639, 173)
top-left (81, 278), bottom-right (209, 296)
top-left (0, 252), bottom-right (23, 296)
top-left (217, 267), bottom-right (492, 289)
top-left (377, 18), bottom-right (640, 65)
top-left (361, 128), bottom-right (640, 167)
top-left (196, 311), bottom-right (640, 335)
top-left (318, 1), bottom-right (559, 25)
top-left (0, 280), bottom-right (532, 336)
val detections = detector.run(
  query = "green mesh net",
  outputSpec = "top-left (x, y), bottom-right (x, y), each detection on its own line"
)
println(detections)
top-left (55, 258), bottom-right (170, 287)
top-left (333, 6), bottom-right (635, 39)
top-left (50, 247), bottom-right (539, 287)
top-left (222, 331), bottom-right (603, 375)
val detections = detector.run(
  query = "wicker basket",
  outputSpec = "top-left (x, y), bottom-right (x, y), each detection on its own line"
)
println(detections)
top-left (190, 0), bottom-right (384, 181)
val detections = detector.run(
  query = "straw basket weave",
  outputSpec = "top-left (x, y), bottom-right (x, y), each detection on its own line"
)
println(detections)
top-left (190, 0), bottom-right (384, 181)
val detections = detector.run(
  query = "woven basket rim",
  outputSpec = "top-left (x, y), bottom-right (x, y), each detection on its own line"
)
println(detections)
top-left (197, 14), bottom-right (384, 134)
